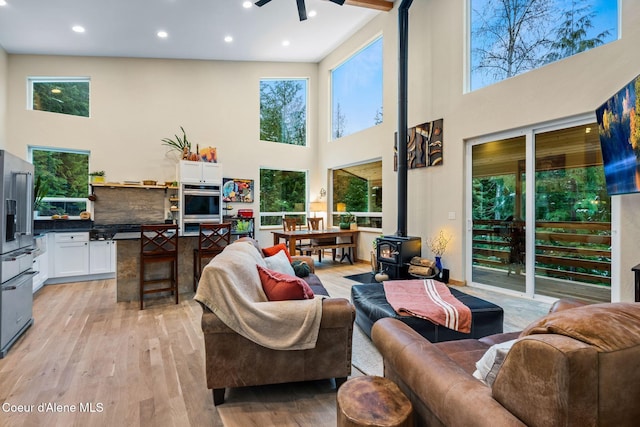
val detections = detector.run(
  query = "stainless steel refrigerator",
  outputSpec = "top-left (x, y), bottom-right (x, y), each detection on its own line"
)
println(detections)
top-left (0, 150), bottom-right (35, 358)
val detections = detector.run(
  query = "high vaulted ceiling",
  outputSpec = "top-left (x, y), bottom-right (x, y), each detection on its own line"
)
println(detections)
top-left (0, 0), bottom-right (394, 63)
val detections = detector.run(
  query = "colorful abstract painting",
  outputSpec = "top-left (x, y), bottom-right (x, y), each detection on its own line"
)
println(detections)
top-left (223, 178), bottom-right (254, 203)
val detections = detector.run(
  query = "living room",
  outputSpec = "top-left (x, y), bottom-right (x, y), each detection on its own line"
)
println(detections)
top-left (2, 1), bottom-right (639, 302)
top-left (1, 0), bottom-right (640, 425)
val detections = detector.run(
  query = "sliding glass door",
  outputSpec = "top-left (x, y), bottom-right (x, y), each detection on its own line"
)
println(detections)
top-left (534, 124), bottom-right (611, 301)
top-left (471, 136), bottom-right (526, 293)
top-left (469, 121), bottom-right (611, 302)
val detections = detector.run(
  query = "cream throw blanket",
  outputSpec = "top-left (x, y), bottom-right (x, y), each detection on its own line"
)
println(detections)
top-left (194, 241), bottom-right (324, 350)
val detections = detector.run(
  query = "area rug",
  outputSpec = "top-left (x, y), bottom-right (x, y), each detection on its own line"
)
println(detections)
top-left (351, 324), bottom-right (383, 376)
top-left (344, 272), bottom-right (376, 284)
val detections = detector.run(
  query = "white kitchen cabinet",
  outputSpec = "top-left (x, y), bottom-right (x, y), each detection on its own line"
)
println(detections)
top-left (178, 160), bottom-right (222, 183)
top-left (51, 232), bottom-right (90, 278)
top-left (32, 253), bottom-right (49, 293)
top-left (89, 240), bottom-right (117, 274)
top-left (32, 234), bottom-right (49, 293)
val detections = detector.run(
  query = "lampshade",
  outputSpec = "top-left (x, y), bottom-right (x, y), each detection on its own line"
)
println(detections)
top-left (336, 202), bottom-right (347, 212)
top-left (309, 201), bottom-right (327, 212)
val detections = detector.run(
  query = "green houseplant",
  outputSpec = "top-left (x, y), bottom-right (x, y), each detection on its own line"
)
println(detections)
top-left (162, 126), bottom-right (198, 160)
top-left (33, 175), bottom-right (49, 213)
top-left (89, 170), bottom-right (105, 183)
top-left (339, 212), bottom-right (355, 230)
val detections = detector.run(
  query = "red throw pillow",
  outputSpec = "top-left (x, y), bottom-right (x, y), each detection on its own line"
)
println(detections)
top-left (262, 243), bottom-right (293, 262)
top-left (257, 265), bottom-right (314, 301)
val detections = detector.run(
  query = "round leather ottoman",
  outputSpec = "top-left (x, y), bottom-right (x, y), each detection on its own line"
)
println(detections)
top-left (337, 376), bottom-right (413, 427)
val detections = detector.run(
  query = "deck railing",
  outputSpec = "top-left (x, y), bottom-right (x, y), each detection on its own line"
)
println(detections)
top-left (472, 219), bottom-right (611, 286)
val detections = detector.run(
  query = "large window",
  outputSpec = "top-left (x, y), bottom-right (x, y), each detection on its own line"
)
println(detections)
top-left (470, 0), bottom-right (618, 91)
top-left (28, 77), bottom-right (90, 117)
top-left (259, 168), bottom-right (307, 227)
top-left (29, 147), bottom-right (89, 217)
top-left (331, 160), bottom-right (382, 229)
top-left (331, 37), bottom-right (383, 140)
top-left (469, 122), bottom-right (611, 303)
top-left (260, 79), bottom-right (308, 146)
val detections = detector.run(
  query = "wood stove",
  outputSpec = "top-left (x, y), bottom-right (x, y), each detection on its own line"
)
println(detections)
top-left (376, 235), bottom-right (421, 279)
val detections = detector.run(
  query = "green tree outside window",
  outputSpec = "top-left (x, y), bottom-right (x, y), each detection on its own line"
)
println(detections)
top-left (30, 79), bottom-right (90, 117)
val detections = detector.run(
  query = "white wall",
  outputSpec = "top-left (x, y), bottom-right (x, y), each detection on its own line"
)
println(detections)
top-left (6, 56), bottom-right (318, 244)
top-left (318, 1), bottom-right (640, 299)
top-left (0, 45), bottom-right (7, 150)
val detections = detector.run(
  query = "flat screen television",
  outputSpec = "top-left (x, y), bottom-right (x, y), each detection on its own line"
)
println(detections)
top-left (595, 73), bottom-right (640, 195)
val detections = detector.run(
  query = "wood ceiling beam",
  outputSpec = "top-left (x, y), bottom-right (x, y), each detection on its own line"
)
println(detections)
top-left (345, 0), bottom-right (394, 12)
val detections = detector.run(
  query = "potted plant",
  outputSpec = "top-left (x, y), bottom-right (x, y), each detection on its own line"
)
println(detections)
top-left (338, 212), bottom-right (355, 230)
top-left (33, 175), bottom-right (49, 215)
top-left (89, 170), bottom-right (105, 183)
top-left (162, 126), bottom-right (199, 161)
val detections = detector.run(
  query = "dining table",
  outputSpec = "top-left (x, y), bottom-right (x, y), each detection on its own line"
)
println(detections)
top-left (271, 228), bottom-right (359, 262)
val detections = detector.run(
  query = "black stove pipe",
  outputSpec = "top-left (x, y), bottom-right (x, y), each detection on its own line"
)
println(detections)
top-left (396, 0), bottom-right (413, 237)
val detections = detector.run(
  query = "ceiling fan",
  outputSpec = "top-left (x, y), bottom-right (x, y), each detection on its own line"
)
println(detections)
top-left (255, 0), bottom-right (346, 22)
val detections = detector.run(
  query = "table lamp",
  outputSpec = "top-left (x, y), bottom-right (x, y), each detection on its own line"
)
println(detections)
top-left (309, 201), bottom-right (327, 217)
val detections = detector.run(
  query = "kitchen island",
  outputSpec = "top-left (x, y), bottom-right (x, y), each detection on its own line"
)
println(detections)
top-left (113, 232), bottom-right (199, 302)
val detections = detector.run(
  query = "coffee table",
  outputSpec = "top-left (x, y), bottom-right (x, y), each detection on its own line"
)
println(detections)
top-left (351, 283), bottom-right (504, 342)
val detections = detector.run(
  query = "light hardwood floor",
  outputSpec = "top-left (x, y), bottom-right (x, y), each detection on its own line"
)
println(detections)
top-left (0, 260), bottom-right (550, 426)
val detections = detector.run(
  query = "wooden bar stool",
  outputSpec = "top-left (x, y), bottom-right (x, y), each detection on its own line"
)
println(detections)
top-left (140, 224), bottom-right (179, 310)
top-left (193, 223), bottom-right (231, 291)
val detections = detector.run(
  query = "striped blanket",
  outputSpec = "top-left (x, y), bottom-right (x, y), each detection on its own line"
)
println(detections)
top-left (383, 279), bottom-right (471, 333)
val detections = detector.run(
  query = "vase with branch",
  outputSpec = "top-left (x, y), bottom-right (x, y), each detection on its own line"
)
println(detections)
top-left (426, 230), bottom-right (451, 273)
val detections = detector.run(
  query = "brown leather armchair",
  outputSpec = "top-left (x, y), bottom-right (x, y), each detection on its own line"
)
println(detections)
top-left (372, 299), bottom-right (640, 427)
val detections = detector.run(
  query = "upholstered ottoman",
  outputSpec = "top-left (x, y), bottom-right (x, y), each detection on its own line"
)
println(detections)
top-left (351, 283), bottom-right (503, 342)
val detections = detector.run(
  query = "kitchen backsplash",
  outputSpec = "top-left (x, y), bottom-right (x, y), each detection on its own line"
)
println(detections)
top-left (92, 186), bottom-right (165, 225)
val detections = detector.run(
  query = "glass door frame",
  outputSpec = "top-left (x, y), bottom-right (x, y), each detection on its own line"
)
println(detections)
top-left (465, 113), bottom-right (617, 301)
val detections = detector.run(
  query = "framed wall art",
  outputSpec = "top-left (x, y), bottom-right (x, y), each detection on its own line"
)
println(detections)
top-left (394, 118), bottom-right (443, 170)
top-left (223, 178), bottom-right (254, 203)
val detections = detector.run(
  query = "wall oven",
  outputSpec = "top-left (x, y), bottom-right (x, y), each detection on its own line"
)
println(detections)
top-left (179, 183), bottom-right (222, 236)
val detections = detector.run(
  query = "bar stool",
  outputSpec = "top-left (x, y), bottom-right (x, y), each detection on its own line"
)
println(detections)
top-left (193, 223), bottom-right (231, 291)
top-left (140, 224), bottom-right (178, 310)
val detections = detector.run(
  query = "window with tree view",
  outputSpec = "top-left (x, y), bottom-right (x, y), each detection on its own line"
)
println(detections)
top-left (29, 78), bottom-right (90, 117)
top-left (331, 37), bottom-right (383, 140)
top-left (259, 168), bottom-right (307, 227)
top-left (260, 79), bottom-right (307, 146)
top-left (29, 147), bottom-right (89, 218)
top-left (332, 160), bottom-right (382, 229)
top-left (470, 0), bottom-right (618, 91)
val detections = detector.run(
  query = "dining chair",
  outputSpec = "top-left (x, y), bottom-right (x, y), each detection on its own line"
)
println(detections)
top-left (283, 217), bottom-right (309, 256)
top-left (282, 217), bottom-right (300, 231)
top-left (193, 223), bottom-right (232, 291)
top-left (307, 217), bottom-right (336, 262)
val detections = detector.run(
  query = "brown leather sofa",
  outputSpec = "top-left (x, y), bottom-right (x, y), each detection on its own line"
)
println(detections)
top-left (198, 239), bottom-right (355, 405)
top-left (372, 299), bottom-right (640, 427)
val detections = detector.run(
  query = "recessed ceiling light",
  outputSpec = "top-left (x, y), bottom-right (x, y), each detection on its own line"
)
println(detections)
top-left (308, 10), bottom-right (317, 18)
top-left (242, 1), bottom-right (252, 8)
top-left (72, 25), bottom-right (85, 33)
top-left (0, 1), bottom-right (7, 7)
top-left (282, 40), bottom-right (290, 47)
top-left (157, 31), bottom-right (168, 39)
top-left (224, 35), bottom-right (233, 43)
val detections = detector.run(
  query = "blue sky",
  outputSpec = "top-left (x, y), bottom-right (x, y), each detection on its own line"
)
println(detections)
top-left (470, 0), bottom-right (619, 91)
top-left (331, 37), bottom-right (383, 139)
